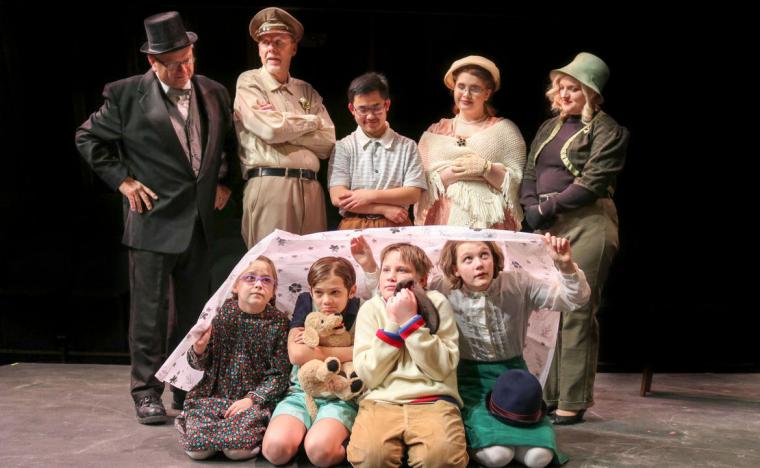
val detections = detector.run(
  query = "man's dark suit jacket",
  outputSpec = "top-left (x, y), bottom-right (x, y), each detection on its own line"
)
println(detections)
top-left (76, 70), bottom-right (236, 254)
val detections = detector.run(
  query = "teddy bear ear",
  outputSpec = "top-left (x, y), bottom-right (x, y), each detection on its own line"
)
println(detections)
top-left (304, 312), bottom-right (317, 326)
top-left (303, 328), bottom-right (320, 348)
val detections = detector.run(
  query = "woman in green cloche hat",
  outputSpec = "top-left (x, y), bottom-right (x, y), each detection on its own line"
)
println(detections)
top-left (519, 52), bottom-right (630, 426)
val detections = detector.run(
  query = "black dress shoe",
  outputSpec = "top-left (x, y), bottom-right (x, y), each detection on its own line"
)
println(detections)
top-left (135, 395), bottom-right (168, 425)
top-left (551, 409), bottom-right (585, 425)
top-left (172, 390), bottom-right (186, 411)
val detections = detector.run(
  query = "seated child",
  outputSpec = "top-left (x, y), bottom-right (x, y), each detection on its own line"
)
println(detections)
top-left (262, 257), bottom-right (366, 467)
top-left (435, 235), bottom-right (590, 467)
top-left (175, 256), bottom-right (291, 461)
top-left (348, 243), bottom-right (468, 468)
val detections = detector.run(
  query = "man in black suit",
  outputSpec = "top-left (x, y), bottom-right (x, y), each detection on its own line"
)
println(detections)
top-left (75, 11), bottom-right (237, 424)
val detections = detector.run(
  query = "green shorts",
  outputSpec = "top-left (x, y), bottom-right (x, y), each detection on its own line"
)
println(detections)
top-left (272, 389), bottom-right (358, 431)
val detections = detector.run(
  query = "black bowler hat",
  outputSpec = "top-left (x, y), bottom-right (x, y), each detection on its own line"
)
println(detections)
top-left (486, 369), bottom-right (547, 427)
top-left (140, 11), bottom-right (198, 54)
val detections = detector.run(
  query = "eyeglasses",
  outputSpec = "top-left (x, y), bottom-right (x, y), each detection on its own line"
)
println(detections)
top-left (352, 103), bottom-right (386, 117)
top-left (156, 56), bottom-right (195, 71)
top-left (259, 38), bottom-right (292, 50)
top-left (239, 274), bottom-right (275, 287)
top-left (455, 84), bottom-right (486, 96)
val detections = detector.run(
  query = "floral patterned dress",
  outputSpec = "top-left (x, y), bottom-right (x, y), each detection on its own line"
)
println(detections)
top-left (175, 298), bottom-right (291, 452)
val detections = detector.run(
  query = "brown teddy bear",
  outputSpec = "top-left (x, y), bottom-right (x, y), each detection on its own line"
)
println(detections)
top-left (297, 310), bottom-right (364, 419)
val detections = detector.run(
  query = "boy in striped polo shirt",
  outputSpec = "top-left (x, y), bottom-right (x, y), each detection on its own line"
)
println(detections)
top-left (328, 73), bottom-right (427, 229)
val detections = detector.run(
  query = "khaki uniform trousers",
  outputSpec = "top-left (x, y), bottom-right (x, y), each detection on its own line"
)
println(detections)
top-left (242, 176), bottom-right (327, 249)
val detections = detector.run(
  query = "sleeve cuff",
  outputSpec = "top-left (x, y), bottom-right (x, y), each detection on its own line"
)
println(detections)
top-left (328, 179), bottom-right (351, 188)
top-left (187, 348), bottom-right (207, 370)
top-left (399, 315), bottom-right (426, 339)
top-left (365, 269), bottom-right (379, 282)
top-left (560, 263), bottom-right (581, 279)
top-left (376, 329), bottom-right (403, 348)
top-left (246, 391), bottom-right (264, 404)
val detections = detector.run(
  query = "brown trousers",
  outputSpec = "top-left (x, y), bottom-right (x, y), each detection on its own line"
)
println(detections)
top-left (347, 400), bottom-right (468, 468)
top-left (338, 215), bottom-right (412, 230)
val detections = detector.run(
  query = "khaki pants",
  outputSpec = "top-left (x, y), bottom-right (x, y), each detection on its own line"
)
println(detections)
top-left (242, 176), bottom-right (326, 249)
top-left (543, 198), bottom-right (619, 411)
top-left (347, 400), bottom-right (468, 468)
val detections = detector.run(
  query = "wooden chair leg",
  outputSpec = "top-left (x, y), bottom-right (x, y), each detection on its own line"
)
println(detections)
top-left (640, 366), bottom-right (653, 396)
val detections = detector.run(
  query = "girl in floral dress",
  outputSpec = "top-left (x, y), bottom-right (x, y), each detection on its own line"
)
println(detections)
top-left (175, 256), bottom-right (290, 460)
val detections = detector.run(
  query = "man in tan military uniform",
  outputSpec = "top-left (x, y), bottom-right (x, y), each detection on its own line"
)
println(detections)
top-left (235, 7), bottom-right (335, 248)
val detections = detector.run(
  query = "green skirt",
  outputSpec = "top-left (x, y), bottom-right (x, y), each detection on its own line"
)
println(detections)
top-left (457, 357), bottom-right (568, 464)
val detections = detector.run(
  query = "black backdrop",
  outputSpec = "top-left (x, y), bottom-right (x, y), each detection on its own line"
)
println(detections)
top-left (0, 2), bottom-right (752, 371)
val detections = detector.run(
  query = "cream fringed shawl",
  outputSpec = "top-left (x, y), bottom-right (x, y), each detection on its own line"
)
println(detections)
top-left (415, 119), bottom-right (526, 228)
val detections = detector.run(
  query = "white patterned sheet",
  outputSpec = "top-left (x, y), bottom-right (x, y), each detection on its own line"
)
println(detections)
top-left (156, 226), bottom-right (561, 390)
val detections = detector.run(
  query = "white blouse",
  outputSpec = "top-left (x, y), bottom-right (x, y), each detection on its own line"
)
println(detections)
top-left (431, 268), bottom-right (590, 361)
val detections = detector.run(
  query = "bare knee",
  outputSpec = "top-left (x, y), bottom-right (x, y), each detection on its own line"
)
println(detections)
top-left (262, 417), bottom-right (305, 465)
top-left (304, 441), bottom-right (345, 467)
top-left (262, 437), bottom-right (299, 465)
top-left (304, 428), bottom-right (347, 466)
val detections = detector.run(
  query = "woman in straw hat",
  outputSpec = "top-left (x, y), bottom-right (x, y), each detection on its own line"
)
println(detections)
top-left (520, 52), bottom-right (629, 425)
top-left (414, 56), bottom-right (526, 229)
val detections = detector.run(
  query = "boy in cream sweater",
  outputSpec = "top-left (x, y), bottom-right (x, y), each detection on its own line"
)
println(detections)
top-left (348, 242), bottom-right (467, 468)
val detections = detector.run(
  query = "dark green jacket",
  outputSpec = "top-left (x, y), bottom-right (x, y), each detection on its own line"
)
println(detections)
top-left (523, 111), bottom-right (629, 198)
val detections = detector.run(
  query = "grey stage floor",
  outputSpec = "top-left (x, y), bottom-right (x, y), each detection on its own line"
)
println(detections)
top-left (1, 363), bottom-right (758, 467)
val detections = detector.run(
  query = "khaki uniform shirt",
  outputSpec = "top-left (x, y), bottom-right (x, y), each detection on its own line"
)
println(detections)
top-left (234, 67), bottom-right (335, 172)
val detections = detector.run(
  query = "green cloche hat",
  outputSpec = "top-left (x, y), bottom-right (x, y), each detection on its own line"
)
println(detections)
top-left (550, 52), bottom-right (609, 96)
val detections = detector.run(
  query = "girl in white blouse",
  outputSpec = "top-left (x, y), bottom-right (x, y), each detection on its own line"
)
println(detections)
top-left (434, 235), bottom-right (589, 467)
